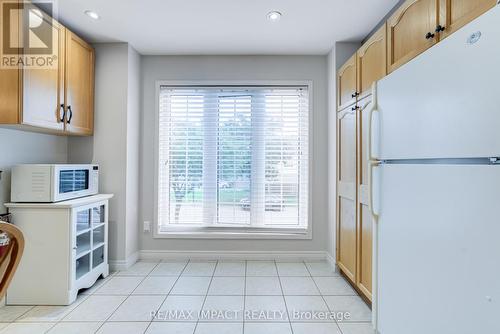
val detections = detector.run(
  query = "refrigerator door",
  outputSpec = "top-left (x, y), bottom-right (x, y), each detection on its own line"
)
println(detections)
top-left (375, 164), bottom-right (500, 334)
top-left (374, 5), bottom-right (500, 160)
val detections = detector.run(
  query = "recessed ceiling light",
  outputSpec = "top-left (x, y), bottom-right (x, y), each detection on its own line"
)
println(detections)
top-left (84, 10), bottom-right (100, 20)
top-left (267, 11), bottom-right (282, 22)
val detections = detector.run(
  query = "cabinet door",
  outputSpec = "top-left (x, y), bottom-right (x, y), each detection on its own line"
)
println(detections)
top-left (91, 204), bottom-right (107, 269)
top-left (337, 106), bottom-right (357, 282)
top-left (357, 24), bottom-right (387, 98)
top-left (356, 97), bottom-right (374, 301)
top-left (337, 54), bottom-right (357, 110)
top-left (65, 30), bottom-right (94, 135)
top-left (387, 0), bottom-right (439, 73)
top-left (439, 0), bottom-right (496, 39)
top-left (21, 11), bottom-right (65, 131)
top-left (72, 201), bottom-right (108, 284)
top-left (0, 0), bottom-right (21, 124)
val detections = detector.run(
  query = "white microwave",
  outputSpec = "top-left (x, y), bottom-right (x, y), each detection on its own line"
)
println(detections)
top-left (11, 164), bottom-right (99, 203)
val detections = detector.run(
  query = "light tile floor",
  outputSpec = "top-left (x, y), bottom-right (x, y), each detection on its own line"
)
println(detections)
top-left (0, 260), bottom-right (372, 334)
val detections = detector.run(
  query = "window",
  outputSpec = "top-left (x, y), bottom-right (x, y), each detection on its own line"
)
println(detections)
top-left (157, 85), bottom-right (309, 235)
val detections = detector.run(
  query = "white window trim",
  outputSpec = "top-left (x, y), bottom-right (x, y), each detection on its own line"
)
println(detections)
top-left (153, 80), bottom-right (314, 240)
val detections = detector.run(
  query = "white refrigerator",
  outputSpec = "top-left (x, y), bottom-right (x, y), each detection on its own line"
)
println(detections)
top-left (369, 4), bottom-right (500, 334)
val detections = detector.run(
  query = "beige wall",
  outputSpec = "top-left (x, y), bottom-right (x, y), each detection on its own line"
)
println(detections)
top-left (0, 129), bottom-right (67, 213)
top-left (68, 43), bottom-right (141, 266)
top-left (140, 55), bottom-right (329, 253)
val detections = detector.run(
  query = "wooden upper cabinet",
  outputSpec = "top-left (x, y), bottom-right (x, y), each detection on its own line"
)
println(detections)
top-left (22, 12), bottom-right (65, 131)
top-left (65, 31), bottom-right (94, 135)
top-left (337, 54), bottom-right (357, 110)
top-left (357, 24), bottom-right (387, 98)
top-left (0, 2), bottom-right (94, 136)
top-left (387, 0), bottom-right (439, 73)
top-left (439, 0), bottom-right (496, 38)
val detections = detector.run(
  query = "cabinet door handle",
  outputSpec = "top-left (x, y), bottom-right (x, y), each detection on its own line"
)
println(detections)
top-left (351, 92), bottom-right (359, 98)
top-left (59, 104), bottom-right (66, 122)
top-left (435, 25), bottom-right (445, 33)
top-left (67, 105), bottom-right (73, 124)
top-left (351, 106), bottom-right (359, 111)
top-left (425, 32), bottom-right (435, 40)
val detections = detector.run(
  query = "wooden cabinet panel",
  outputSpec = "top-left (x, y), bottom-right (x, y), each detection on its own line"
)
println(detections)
top-left (0, 0), bottom-right (21, 124)
top-left (439, 0), bottom-right (496, 38)
top-left (0, 68), bottom-right (20, 123)
top-left (387, 0), bottom-right (439, 73)
top-left (337, 107), bottom-right (357, 282)
top-left (337, 54), bottom-right (357, 110)
top-left (357, 204), bottom-right (373, 301)
top-left (65, 31), bottom-right (94, 135)
top-left (21, 14), bottom-right (65, 131)
top-left (338, 110), bottom-right (357, 186)
top-left (338, 197), bottom-right (357, 282)
top-left (357, 24), bottom-right (387, 98)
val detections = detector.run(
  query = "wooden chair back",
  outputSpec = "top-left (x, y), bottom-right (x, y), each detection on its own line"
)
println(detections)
top-left (0, 223), bottom-right (25, 300)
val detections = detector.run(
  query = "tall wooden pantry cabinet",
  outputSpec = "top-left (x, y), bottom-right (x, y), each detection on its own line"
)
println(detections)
top-left (336, 24), bottom-right (386, 302)
top-left (336, 0), bottom-right (497, 304)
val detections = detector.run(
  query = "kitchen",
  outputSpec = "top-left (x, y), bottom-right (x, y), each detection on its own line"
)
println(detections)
top-left (0, 0), bottom-right (499, 333)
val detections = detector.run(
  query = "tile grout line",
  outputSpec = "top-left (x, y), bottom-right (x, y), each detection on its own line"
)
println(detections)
top-left (143, 259), bottom-right (190, 334)
top-left (45, 280), bottom-right (107, 331)
top-left (303, 260), bottom-right (343, 333)
top-left (148, 259), bottom-right (191, 333)
top-left (275, 260), bottom-right (294, 334)
top-left (94, 261), bottom-right (160, 334)
top-left (242, 260), bottom-right (247, 333)
top-left (42, 271), bottom-right (118, 333)
top-left (93, 261), bottom-right (161, 333)
top-left (12, 294), bottom-right (94, 333)
top-left (192, 259), bottom-right (217, 334)
top-left (10, 306), bottom-right (35, 323)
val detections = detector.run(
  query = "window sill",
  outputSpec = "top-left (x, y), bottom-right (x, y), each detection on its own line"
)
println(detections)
top-left (154, 228), bottom-right (312, 240)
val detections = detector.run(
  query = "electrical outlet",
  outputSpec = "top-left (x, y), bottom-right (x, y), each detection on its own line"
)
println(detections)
top-left (143, 221), bottom-right (151, 232)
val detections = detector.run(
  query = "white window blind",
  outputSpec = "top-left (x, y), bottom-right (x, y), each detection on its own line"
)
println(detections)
top-left (158, 86), bottom-right (309, 231)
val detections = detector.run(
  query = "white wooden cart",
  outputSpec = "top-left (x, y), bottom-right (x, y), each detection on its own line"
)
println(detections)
top-left (5, 194), bottom-right (113, 305)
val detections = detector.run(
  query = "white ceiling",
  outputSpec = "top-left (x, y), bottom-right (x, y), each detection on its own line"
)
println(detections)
top-left (46, 0), bottom-right (399, 55)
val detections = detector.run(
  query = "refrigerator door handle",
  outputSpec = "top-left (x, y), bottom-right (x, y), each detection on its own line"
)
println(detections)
top-left (367, 82), bottom-right (378, 162)
top-left (368, 160), bottom-right (380, 221)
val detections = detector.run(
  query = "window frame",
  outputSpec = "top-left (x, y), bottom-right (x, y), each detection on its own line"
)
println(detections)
top-left (153, 80), bottom-right (313, 240)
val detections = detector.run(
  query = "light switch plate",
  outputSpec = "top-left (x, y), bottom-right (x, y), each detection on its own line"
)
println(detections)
top-left (143, 221), bottom-right (151, 232)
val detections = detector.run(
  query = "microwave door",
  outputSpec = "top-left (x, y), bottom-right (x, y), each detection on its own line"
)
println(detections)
top-left (54, 166), bottom-right (92, 202)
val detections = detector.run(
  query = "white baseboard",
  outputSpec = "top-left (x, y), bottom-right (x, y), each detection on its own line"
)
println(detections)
top-left (109, 251), bottom-right (139, 271)
top-left (139, 250), bottom-right (328, 261)
top-left (325, 252), bottom-right (336, 268)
